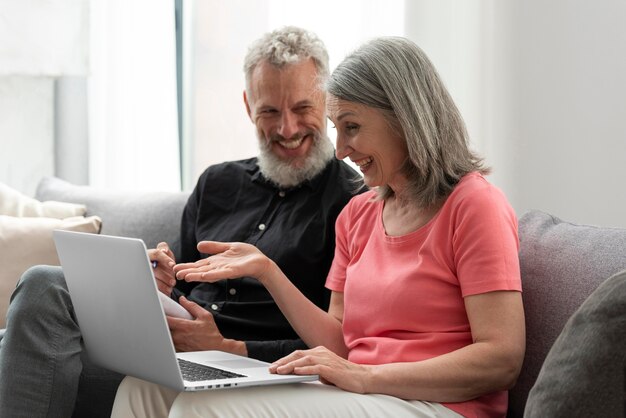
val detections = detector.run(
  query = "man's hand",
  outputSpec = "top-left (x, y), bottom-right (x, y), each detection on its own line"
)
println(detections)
top-left (147, 242), bottom-right (176, 295)
top-left (167, 296), bottom-right (247, 356)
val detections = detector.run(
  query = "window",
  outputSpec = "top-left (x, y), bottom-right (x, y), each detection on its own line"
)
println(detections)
top-left (179, 0), bottom-right (404, 189)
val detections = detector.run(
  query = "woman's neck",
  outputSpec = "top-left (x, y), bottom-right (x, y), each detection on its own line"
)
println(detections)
top-left (381, 195), bottom-right (441, 237)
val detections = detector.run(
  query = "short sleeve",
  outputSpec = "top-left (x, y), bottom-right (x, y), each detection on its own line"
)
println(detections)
top-left (451, 179), bottom-right (522, 296)
top-left (325, 200), bottom-right (352, 293)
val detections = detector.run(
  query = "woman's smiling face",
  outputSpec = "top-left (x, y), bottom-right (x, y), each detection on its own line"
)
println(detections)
top-left (328, 95), bottom-right (408, 190)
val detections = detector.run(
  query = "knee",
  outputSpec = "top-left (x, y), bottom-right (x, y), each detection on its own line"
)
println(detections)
top-left (114, 376), bottom-right (140, 402)
top-left (8, 266), bottom-right (68, 317)
top-left (18, 265), bottom-right (65, 288)
top-left (112, 376), bottom-right (179, 418)
top-left (111, 376), bottom-right (141, 418)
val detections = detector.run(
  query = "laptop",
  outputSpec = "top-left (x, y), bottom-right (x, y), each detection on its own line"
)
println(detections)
top-left (53, 229), bottom-right (318, 391)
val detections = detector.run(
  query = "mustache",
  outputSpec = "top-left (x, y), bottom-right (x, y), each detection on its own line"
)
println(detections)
top-left (269, 131), bottom-right (316, 143)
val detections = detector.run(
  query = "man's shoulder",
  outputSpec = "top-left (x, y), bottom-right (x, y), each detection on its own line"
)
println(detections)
top-left (327, 158), bottom-right (357, 177)
top-left (200, 157), bottom-right (257, 175)
top-left (196, 157), bottom-right (257, 182)
top-left (189, 158), bottom-right (258, 197)
top-left (321, 159), bottom-right (366, 193)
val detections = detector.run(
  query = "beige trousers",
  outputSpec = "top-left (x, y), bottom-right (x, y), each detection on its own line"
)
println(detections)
top-left (111, 376), bottom-right (464, 418)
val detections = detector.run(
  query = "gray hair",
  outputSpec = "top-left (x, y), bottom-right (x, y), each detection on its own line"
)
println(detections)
top-left (327, 36), bottom-right (489, 208)
top-left (243, 26), bottom-right (329, 93)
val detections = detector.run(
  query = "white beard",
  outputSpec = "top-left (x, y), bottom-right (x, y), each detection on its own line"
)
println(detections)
top-left (257, 132), bottom-right (335, 189)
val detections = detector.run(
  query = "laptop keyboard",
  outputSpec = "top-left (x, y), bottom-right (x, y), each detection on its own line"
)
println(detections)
top-left (178, 358), bottom-right (246, 382)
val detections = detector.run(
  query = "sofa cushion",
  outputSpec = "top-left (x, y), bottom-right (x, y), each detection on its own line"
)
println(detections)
top-left (509, 210), bottom-right (626, 417)
top-left (0, 183), bottom-right (85, 219)
top-left (523, 269), bottom-right (626, 417)
top-left (0, 181), bottom-right (86, 218)
top-left (0, 181), bottom-right (103, 328)
top-left (35, 177), bottom-right (190, 254)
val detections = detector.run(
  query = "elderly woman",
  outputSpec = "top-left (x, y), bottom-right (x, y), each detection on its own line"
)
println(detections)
top-left (112, 37), bottom-right (525, 418)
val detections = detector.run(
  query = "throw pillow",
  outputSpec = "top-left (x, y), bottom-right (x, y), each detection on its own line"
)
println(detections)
top-left (524, 270), bottom-right (626, 417)
top-left (0, 215), bottom-right (102, 328)
top-left (0, 181), bottom-right (86, 218)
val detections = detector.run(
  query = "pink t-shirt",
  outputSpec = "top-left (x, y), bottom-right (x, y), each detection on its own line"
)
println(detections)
top-left (326, 172), bottom-right (521, 418)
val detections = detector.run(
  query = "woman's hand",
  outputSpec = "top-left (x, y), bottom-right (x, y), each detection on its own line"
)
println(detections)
top-left (147, 242), bottom-right (176, 295)
top-left (173, 241), bottom-right (274, 284)
top-left (269, 346), bottom-right (373, 394)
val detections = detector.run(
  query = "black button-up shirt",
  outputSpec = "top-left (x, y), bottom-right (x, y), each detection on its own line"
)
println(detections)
top-left (172, 157), bottom-right (364, 362)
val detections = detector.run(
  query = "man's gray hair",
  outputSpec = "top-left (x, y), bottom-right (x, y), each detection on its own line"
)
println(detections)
top-left (243, 26), bottom-right (329, 93)
top-left (327, 36), bottom-right (489, 208)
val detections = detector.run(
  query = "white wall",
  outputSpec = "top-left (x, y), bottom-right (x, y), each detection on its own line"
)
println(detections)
top-left (0, 77), bottom-right (55, 196)
top-left (406, 0), bottom-right (626, 228)
top-left (4, 0), bottom-right (625, 226)
top-left (0, 0), bottom-right (179, 195)
top-left (0, 0), bottom-right (88, 196)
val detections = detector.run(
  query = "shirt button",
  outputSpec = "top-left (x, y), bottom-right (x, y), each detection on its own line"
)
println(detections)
top-left (210, 304), bottom-right (219, 311)
top-left (278, 191), bottom-right (286, 197)
top-left (258, 223), bottom-right (266, 231)
top-left (229, 288), bottom-right (237, 296)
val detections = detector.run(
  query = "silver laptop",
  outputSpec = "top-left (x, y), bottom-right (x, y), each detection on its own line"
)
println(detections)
top-left (53, 230), bottom-right (318, 391)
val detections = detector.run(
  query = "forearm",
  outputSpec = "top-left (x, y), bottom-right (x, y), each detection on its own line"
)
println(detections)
top-left (245, 339), bottom-right (309, 363)
top-left (364, 341), bottom-right (523, 402)
top-left (259, 260), bottom-right (348, 357)
top-left (174, 241), bottom-right (348, 356)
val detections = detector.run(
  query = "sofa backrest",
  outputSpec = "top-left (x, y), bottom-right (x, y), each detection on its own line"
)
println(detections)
top-left (35, 177), bottom-right (190, 256)
top-left (509, 210), bottom-right (626, 417)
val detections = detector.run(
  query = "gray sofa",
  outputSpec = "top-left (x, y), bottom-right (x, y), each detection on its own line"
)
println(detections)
top-left (2, 176), bottom-right (625, 416)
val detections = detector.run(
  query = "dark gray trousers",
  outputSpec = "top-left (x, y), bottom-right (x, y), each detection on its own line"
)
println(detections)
top-left (0, 265), bottom-right (123, 418)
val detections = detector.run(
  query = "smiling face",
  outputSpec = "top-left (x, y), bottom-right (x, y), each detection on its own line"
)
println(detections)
top-left (245, 59), bottom-right (326, 167)
top-left (328, 95), bottom-right (408, 190)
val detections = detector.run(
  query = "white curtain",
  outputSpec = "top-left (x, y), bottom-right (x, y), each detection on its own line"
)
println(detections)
top-left (181, 0), bottom-right (405, 190)
top-left (88, 0), bottom-right (180, 192)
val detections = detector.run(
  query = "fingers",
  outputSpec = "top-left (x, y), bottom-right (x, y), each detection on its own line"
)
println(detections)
top-left (173, 258), bottom-right (206, 274)
top-left (153, 263), bottom-right (176, 294)
top-left (269, 347), bottom-right (330, 374)
top-left (177, 268), bottom-right (237, 283)
top-left (178, 296), bottom-right (214, 320)
top-left (166, 315), bottom-right (187, 329)
top-left (149, 244), bottom-right (177, 294)
top-left (152, 243), bottom-right (176, 268)
top-left (166, 302), bottom-right (222, 352)
top-left (197, 240), bottom-right (232, 254)
top-left (174, 258), bottom-right (237, 283)
top-left (173, 241), bottom-right (232, 277)
top-left (270, 353), bottom-right (327, 377)
top-left (173, 259), bottom-right (209, 281)
top-left (156, 279), bottom-right (174, 295)
top-left (156, 242), bottom-right (175, 259)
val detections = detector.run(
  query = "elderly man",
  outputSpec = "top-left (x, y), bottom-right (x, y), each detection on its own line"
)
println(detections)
top-left (0, 26), bottom-right (363, 418)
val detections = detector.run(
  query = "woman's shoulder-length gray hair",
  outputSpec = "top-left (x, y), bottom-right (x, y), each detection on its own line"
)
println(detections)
top-left (243, 26), bottom-right (330, 93)
top-left (326, 36), bottom-right (489, 208)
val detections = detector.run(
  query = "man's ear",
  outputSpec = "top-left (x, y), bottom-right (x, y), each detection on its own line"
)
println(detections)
top-left (243, 90), bottom-right (252, 119)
